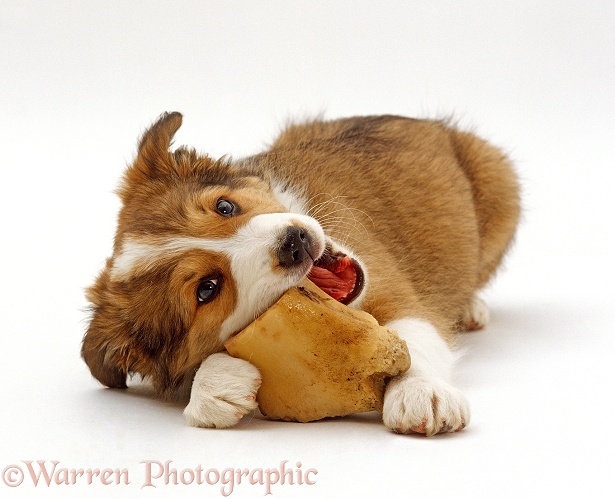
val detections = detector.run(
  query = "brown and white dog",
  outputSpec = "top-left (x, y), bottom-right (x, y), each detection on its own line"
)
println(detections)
top-left (82, 112), bottom-right (520, 436)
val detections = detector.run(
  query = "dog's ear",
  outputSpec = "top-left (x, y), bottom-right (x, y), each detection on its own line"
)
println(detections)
top-left (120, 112), bottom-right (183, 195)
top-left (137, 111), bottom-right (183, 176)
top-left (81, 316), bottom-right (128, 389)
top-left (81, 271), bottom-right (129, 389)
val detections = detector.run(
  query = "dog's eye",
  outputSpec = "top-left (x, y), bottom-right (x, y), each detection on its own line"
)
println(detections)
top-left (216, 199), bottom-right (236, 217)
top-left (197, 278), bottom-right (220, 304)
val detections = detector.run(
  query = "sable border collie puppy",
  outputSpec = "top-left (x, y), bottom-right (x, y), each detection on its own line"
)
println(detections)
top-left (82, 112), bottom-right (520, 436)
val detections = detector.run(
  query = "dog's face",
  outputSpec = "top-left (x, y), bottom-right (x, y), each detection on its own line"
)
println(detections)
top-left (82, 113), bottom-right (327, 396)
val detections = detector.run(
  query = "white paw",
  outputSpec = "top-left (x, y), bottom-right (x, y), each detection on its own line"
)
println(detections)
top-left (183, 353), bottom-right (261, 428)
top-left (462, 295), bottom-right (490, 331)
top-left (382, 375), bottom-right (470, 436)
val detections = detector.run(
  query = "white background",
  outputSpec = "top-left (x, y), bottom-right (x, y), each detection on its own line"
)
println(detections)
top-left (1, 1), bottom-right (614, 497)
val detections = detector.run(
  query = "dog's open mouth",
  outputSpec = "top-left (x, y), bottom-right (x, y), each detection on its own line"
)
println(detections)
top-left (308, 251), bottom-right (365, 305)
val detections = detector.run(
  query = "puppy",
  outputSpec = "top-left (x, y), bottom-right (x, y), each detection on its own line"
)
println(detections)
top-left (82, 112), bottom-right (520, 436)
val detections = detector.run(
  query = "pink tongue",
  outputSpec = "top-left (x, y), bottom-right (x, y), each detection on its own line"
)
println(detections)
top-left (307, 256), bottom-right (356, 302)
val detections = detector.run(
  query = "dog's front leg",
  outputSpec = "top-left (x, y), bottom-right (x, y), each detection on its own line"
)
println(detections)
top-left (382, 318), bottom-right (470, 436)
top-left (183, 353), bottom-right (262, 428)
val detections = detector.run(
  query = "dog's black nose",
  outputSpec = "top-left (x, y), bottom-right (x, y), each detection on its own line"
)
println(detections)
top-left (278, 226), bottom-right (312, 267)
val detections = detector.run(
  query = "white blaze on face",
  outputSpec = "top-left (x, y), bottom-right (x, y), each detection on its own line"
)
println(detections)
top-left (270, 181), bottom-right (309, 215)
top-left (217, 213), bottom-right (324, 341)
top-left (110, 212), bottom-right (326, 342)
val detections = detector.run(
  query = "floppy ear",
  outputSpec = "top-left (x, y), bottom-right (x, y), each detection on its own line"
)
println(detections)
top-left (120, 112), bottom-right (183, 196)
top-left (81, 315), bottom-right (128, 389)
top-left (81, 270), bottom-right (129, 389)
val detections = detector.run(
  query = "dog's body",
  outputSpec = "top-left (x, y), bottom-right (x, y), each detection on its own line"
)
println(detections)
top-left (83, 113), bottom-right (520, 436)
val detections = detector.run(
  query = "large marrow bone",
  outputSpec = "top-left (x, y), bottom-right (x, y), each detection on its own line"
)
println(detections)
top-left (225, 280), bottom-right (410, 422)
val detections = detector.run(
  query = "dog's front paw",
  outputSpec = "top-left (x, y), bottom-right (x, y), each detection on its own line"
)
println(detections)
top-left (183, 353), bottom-right (261, 429)
top-left (382, 375), bottom-right (470, 436)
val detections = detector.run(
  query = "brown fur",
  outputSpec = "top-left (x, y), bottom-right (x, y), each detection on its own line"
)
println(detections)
top-left (248, 116), bottom-right (520, 338)
top-left (83, 113), bottom-right (289, 397)
top-left (82, 112), bottom-right (520, 398)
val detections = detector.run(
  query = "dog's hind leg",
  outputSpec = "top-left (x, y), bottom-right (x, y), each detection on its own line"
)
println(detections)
top-left (459, 294), bottom-right (490, 331)
top-left (449, 129), bottom-right (520, 331)
top-left (450, 129), bottom-right (521, 289)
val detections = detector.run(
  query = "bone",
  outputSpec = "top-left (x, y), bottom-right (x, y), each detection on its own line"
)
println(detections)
top-left (225, 280), bottom-right (410, 422)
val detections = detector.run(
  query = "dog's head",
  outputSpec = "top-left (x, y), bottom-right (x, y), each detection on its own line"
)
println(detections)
top-left (82, 112), bottom-right (327, 396)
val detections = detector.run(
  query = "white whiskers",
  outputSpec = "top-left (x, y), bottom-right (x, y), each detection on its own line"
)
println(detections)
top-left (305, 194), bottom-right (374, 248)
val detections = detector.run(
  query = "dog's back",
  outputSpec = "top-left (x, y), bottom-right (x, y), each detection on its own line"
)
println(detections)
top-left (248, 116), bottom-right (521, 335)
